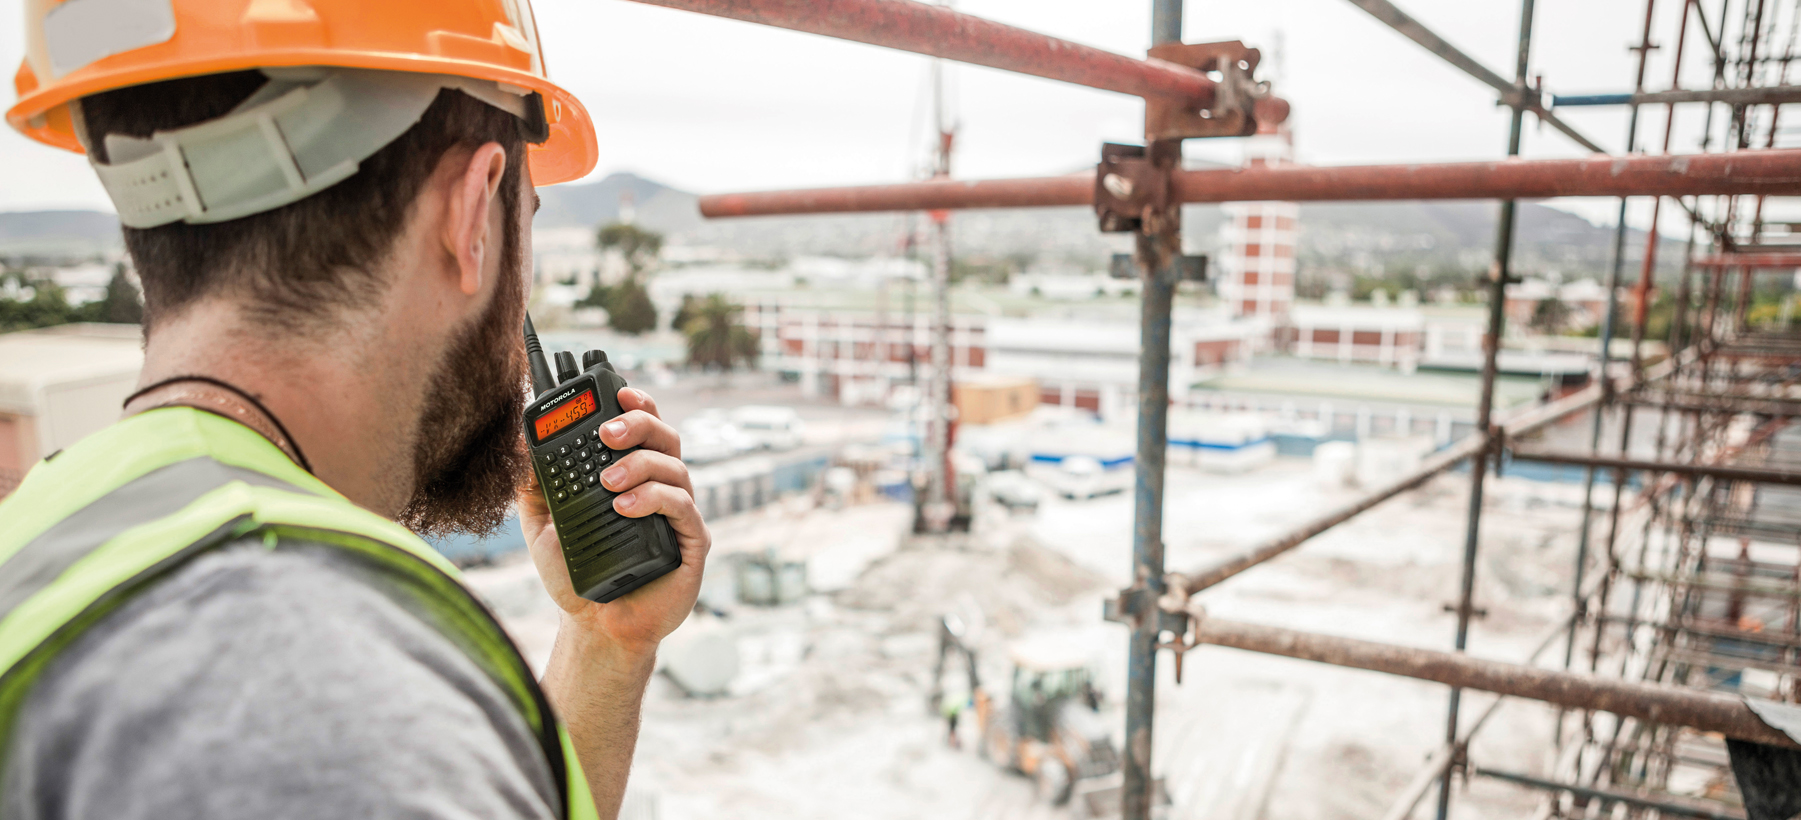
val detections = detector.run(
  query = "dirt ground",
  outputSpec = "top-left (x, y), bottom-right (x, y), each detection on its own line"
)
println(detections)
top-left (463, 457), bottom-right (1594, 820)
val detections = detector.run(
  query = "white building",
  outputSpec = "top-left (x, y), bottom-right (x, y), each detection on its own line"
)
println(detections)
top-left (1282, 305), bottom-right (1425, 371)
top-left (0, 324), bottom-right (143, 499)
top-left (1217, 121), bottom-right (1298, 322)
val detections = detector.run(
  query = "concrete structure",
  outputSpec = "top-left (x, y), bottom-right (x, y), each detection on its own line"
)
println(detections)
top-left (0, 324), bottom-right (143, 498)
top-left (1279, 305), bottom-right (1425, 371)
top-left (1217, 125), bottom-right (1297, 322)
top-left (742, 302), bottom-right (985, 405)
top-left (743, 299), bottom-right (1255, 419)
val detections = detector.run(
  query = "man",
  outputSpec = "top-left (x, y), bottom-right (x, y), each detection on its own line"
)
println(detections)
top-left (0, 2), bottom-right (706, 818)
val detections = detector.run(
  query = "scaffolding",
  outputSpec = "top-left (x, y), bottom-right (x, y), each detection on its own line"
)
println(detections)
top-left (625, 0), bottom-right (1801, 816)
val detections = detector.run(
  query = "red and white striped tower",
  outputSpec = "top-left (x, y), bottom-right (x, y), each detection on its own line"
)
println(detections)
top-left (1220, 119), bottom-right (1297, 322)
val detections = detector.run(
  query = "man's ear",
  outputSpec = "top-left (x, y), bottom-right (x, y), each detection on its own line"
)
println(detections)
top-left (443, 142), bottom-right (509, 297)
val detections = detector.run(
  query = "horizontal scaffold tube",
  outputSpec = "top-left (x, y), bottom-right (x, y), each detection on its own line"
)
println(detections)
top-left (698, 150), bottom-right (1801, 217)
top-left (1695, 253), bottom-right (1801, 268)
top-left (625, 0), bottom-right (1216, 106)
top-left (1506, 451), bottom-right (1801, 485)
top-left (1193, 617), bottom-right (1800, 748)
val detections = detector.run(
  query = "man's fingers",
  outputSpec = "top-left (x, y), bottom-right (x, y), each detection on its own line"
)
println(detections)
top-left (599, 448), bottom-right (693, 496)
top-left (617, 387), bottom-right (661, 420)
top-left (612, 481), bottom-right (709, 544)
top-left (597, 409), bottom-right (681, 458)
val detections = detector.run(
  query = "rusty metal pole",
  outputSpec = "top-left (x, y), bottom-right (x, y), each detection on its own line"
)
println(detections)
top-left (1437, 4), bottom-right (1535, 818)
top-left (1121, 6), bottom-right (1183, 819)
top-left (697, 150), bottom-right (1801, 217)
top-left (918, 57), bottom-right (956, 535)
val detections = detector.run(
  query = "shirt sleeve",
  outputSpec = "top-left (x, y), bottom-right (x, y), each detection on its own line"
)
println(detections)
top-left (2, 539), bottom-right (560, 820)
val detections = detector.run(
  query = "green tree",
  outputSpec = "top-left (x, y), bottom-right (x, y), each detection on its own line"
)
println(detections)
top-left (669, 294), bottom-right (699, 336)
top-left (607, 279), bottom-right (658, 335)
top-left (682, 293), bottom-right (759, 371)
top-left (575, 283), bottom-right (613, 310)
top-left (99, 265), bottom-right (144, 324)
top-left (0, 276), bottom-right (79, 333)
top-left (596, 222), bottom-right (664, 278)
top-left (1529, 297), bottom-right (1571, 334)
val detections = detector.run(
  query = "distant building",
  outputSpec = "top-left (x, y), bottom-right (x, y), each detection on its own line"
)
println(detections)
top-left (1504, 277), bottom-right (1617, 331)
top-left (741, 301), bottom-right (985, 406)
top-left (1217, 120), bottom-right (1297, 321)
top-left (0, 324), bottom-right (143, 499)
top-left (743, 297), bottom-right (1255, 420)
top-left (1279, 305), bottom-right (1425, 372)
top-left (532, 226), bottom-right (605, 289)
top-left (986, 315), bottom-right (1252, 419)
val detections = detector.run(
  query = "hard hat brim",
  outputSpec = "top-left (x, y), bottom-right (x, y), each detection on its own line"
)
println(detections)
top-left (10, 52), bottom-right (598, 186)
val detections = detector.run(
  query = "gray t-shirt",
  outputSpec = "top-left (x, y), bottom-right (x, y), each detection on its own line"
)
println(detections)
top-left (2, 539), bottom-right (560, 820)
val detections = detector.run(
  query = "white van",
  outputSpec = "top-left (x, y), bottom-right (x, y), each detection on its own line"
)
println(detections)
top-left (730, 405), bottom-right (805, 451)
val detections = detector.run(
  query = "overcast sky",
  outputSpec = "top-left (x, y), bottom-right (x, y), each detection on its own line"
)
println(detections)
top-left (0, 0), bottom-right (1782, 232)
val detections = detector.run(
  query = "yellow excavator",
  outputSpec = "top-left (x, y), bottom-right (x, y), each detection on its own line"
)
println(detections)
top-left (930, 616), bottom-right (1121, 806)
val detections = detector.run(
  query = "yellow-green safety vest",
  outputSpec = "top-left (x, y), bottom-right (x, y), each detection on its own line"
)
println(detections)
top-left (0, 407), bottom-right (597, 819)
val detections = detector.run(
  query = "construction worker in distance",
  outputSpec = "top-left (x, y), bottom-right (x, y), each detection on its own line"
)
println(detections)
top-left (0, 2), bottom-right (707, 819)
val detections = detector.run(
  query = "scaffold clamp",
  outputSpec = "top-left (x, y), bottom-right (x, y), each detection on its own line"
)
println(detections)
top-left (1144, 40), bottom-right (1269, 140)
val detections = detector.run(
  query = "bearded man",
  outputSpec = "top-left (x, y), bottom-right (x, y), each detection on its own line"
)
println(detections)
top-left (0, 3), bottom-right (708, 819)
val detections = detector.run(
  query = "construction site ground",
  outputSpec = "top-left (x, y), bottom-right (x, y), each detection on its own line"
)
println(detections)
top-left (464, 446), bottom-right (1598, 820)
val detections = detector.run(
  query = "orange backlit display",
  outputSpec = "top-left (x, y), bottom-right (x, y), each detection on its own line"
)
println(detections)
top-left (534, 389), bottom-right (597, 442)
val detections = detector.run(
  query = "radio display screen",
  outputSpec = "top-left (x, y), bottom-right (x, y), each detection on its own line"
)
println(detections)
top-left (534, 389), bottom-right (597, 442)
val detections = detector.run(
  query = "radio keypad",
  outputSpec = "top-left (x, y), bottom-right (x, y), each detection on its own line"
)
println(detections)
top-left (540, 418), bottom-right (617, 508)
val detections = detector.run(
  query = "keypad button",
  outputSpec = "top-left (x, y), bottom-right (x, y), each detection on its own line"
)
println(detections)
top-left (550, 477), bottom-right (563, 489)
top-left (547, 464), bottom-right (559, 477)
top-left (568, 482), bottom-right (584, 496)
top-left (580, 460), bottom-right (596, 474)
top-left (553, 490), bottom-right (567, 503)
top-left (540, 453), bottom-right (556, 466)
top-left (557, 445), bottom-right (570, 457)
top-left (596, 450), bottom-right (611, 464)
top-left (562, 458), bottom-right (575, 470)
top-left (573, 435), bottom-right (585, 447)
top-left (577, 448), bottom-right (591, 461)
top-left (585, 473), bottom-right (600, 488)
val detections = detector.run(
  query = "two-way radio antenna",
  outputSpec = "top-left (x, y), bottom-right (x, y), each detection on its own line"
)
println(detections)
top-left (524, 313), bottom-right (556, 398)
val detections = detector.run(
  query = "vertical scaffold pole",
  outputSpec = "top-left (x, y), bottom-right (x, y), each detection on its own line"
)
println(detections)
top-left (1122, 4), bottom-right (1183, 819)
top-left (1437, 1), bottom-right (1535, 818)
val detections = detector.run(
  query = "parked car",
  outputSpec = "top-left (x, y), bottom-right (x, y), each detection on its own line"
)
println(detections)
top-left (681, 410), bottom-right (757, 464)
top-left (730, 405), bottom-right (805, 451)
top-left (984, 470), bottom-right (1043, 513)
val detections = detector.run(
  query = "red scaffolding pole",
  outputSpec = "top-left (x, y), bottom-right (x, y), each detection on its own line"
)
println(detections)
top-left (625, 0), bottom-right (1219, 106)
top-left (1694, 253), bottom-right (1801, 268)
top-left (698, 149), bottom-right (1801, 217)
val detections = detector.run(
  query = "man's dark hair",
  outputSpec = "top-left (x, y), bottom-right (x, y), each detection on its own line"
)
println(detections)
top-left (81, 71), bottom-right (527, 332)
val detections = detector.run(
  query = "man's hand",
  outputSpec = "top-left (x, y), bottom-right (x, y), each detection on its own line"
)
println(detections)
top-left (520, 386), bottom-right (709, 820)
top-left (517, 386), bottom-right (710, 656)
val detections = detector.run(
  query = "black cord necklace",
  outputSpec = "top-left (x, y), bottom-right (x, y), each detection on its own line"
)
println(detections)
top-left (123, 375), bottom-right (315, 474)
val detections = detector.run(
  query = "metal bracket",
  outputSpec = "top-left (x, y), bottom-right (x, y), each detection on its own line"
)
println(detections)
top-left (1095, 142), bottom-right (1169, 234)
top-left (1106, 574), bottom-right (1212, 684)
top-left (1145, 40), bottom-right (1269, 140)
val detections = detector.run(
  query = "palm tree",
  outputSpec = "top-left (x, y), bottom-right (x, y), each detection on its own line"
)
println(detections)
top-left (682, 294), bottom-right (759, 371)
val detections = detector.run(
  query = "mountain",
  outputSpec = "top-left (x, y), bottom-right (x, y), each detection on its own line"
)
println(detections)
top-left (3, 172), bottom-right (1679, 282)
top-left (0, 210), bottom-right (122, 260)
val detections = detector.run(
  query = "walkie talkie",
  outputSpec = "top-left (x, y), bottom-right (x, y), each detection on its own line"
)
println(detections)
top-left (523, 315), bottom-right (681, 602)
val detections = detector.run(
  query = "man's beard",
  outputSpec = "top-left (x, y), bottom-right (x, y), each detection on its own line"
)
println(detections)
top-left (397, 195), bottom-right (531, 539)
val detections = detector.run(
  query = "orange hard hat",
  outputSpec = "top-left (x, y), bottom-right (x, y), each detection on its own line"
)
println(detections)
top-left (8, 0), bottom-right (598, 186)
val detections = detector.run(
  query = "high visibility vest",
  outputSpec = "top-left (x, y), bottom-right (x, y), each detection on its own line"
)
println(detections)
top-left (0, 407), bottom-right (597, 819)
